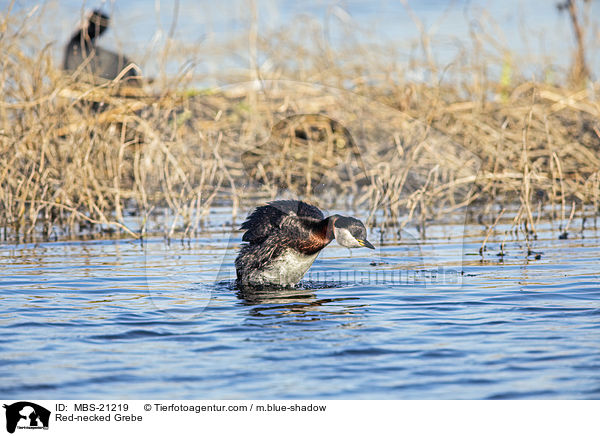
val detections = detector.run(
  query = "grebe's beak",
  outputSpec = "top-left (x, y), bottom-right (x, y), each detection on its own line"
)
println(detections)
top-left (357, 239), bottom-right (375, 249)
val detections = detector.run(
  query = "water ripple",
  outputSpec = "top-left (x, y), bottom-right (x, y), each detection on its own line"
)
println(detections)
top-left (1, 228), bottom-right (600, 398)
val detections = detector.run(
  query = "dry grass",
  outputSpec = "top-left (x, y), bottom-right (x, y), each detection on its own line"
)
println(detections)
top-left (1, 7), bottom-right (599, 243)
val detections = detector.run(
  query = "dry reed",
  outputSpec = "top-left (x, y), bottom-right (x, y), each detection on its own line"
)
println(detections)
top-left (1, 7), bottom-right (599, 244)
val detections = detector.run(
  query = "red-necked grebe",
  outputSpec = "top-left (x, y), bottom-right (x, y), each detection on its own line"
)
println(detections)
top-left (64, 10), bottom-right (140, 85)
top-left (235, 200), bottom-right (374, 288)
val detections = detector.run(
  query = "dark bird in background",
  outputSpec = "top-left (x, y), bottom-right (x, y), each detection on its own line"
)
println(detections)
top-left (235, 200), bottom-right (374, 289)
top-left (63, 9), bottom-right (141, 85)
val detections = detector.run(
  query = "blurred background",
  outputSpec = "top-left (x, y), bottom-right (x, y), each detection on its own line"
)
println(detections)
top-left (4, 0), bottom-right (599, 87)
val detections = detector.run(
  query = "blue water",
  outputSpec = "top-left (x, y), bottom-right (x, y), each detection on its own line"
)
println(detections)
top-left (1, 216), bottom-right (599, 399)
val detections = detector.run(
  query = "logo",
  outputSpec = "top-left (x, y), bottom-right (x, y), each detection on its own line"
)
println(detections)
top-left (3, 402), bottom-right (50, 434)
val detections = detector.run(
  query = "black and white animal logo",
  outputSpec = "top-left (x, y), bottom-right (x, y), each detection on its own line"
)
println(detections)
top-left (3, 402), bottom-right (50, 434)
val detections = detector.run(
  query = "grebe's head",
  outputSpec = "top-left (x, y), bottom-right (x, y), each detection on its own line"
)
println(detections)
top-left (86, 10), bottom-right (110, 39)
top-left (332, 216), bottom-right (375, 249)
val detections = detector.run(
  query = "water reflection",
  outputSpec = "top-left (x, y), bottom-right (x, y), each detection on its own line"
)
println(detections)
top-left (237, 285), bottom-right (366, 323)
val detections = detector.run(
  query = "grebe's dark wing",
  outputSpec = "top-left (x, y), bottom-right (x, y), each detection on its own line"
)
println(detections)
top-left (271, 200), bottom-right (324, 220)
top-left (240, 200), bottom-right (324, 244)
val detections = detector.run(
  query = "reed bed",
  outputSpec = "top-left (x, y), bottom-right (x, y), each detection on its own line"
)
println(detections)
top-left (1, 7), bottom-right (599, 244)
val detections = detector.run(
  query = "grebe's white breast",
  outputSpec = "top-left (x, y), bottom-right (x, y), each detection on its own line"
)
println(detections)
top-left (248, 249), bottom-right (320, 287)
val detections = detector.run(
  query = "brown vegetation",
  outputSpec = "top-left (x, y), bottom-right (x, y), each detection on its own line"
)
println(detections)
top-left (1, 7), bottom-right (599, 244)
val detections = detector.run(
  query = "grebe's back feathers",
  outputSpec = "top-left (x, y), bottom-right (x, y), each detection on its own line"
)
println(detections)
top-left (240, 200), bottom-right (324, 245)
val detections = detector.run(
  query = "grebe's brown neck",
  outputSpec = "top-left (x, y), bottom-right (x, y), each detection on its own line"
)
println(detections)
top-left (322, 215), bottom-right (340, 241)
top-left (296, 215), bottom-right (339, 255)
